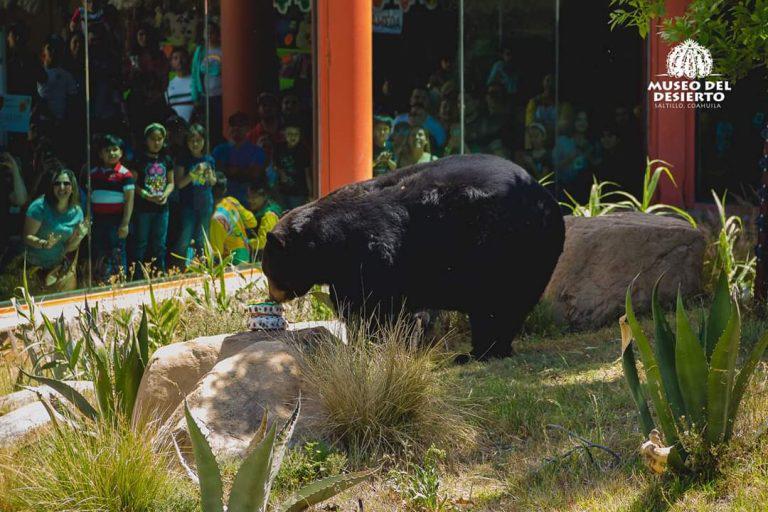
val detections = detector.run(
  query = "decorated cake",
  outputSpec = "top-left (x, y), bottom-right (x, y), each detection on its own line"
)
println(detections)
top-left (247, 301), bottom-right (288, 331)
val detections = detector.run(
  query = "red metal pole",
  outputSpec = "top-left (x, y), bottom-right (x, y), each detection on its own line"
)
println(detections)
top-left (316, 0), bottom-right (373, 196)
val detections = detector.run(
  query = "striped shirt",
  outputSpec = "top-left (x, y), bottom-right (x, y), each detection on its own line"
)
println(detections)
top-left (90, 164), bottom-right (135, 216)
top-left (166, 75), bottom-right (195, 121)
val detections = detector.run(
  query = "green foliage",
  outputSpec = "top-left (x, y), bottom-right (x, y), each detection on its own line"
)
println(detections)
top-left (142, 267), bottom-right (182, 348)
top-left (559, 160), bottom-right (695, 227)
top-left (522, 299), bottom-right (563, 338)
top-left (11, 274), bottom-right (87, 382)
top-left (608, 0), bottom-right (666, 38)
top-left (704, 191), bottom-right (756, 299)
top-left (613, 159), bottom-right (697, 227)
top-left (559, 177), bottom-right (627, 218)
top-left (181, 400), bottom-right (371, 512)
top-left (538, 172), bottom-right (555, 188)
top-left (0, 419), bottom-right (198, 512)
top-left (24, 307), bottom-right (150, 424)
top-left (610, 0), bottom-right (768, 80)
top-left (184, 233), bottom-right (237, 314)
top-left (621, 273), bottom-right (768, 473)
top-left (273, 441), bottom-right (348, 495)
top-left (388, 445), bottom-right (453, 512)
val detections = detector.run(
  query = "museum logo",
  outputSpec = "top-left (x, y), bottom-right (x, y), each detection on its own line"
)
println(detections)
top-left (648, 39), bottom-right (730, 109)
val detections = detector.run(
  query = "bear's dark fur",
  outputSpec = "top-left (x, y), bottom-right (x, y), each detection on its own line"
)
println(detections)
top-left (263, 154), bottom-right (565, 360)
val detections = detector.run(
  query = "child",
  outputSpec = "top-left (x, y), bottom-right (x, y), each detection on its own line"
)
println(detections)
top-left (173, 124), bottom-right (217, 265)
top-left (373, 116), bottom-right (396, 177)
top-left (246, 178), bottom-right (283, 255)
top-left (272, 124), bottom-right (311, 210)
top-left (131, 123), bottom-right (174, 274)
top-left (209, 173), bottom-right (257, 265)
top-left (212, 112), bottom-right (266, 206)
top-left (90, 134), bottom-right (135, 279)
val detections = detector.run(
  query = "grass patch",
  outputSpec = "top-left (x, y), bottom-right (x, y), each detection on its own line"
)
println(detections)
top-left (298, 315), bottom-right (476, 462)
top-left (0, 421), bottom-right (198, 512)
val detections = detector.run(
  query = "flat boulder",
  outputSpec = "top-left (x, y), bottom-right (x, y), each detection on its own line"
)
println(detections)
top-left (544, 213), bottom-right (705, 329)
top-left (170, 338), bottom-right (326, 460)
top-left (133, 321), bottom-right (343, 427)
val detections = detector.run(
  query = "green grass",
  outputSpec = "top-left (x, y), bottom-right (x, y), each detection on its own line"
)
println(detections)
top-left (340, 311), bottom-right (768, 511)
top-left (0, 421), bottom-right (199, 512)
top-left (2, 284), bottom-right (768, 511)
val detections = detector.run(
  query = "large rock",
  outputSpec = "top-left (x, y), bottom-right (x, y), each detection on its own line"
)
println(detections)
top-left (170, 338), bottom-right (326, 459)
top-left (133, 321), bottom-right (343, 426)
top-left (544, 213), bottom-right (705, 329)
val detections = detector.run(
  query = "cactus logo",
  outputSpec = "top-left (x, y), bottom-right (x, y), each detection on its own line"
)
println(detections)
top-left (648, 40), bottom-right (730, 109)
top-left (666, 40), bottom-right (714, 80)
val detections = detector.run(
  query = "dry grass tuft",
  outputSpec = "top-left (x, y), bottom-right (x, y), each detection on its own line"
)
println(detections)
top-left (297, 314), bottom-right (476, 462)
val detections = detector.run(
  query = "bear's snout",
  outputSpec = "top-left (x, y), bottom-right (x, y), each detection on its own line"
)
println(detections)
top-left (267, 279), bottom-right (289, 303)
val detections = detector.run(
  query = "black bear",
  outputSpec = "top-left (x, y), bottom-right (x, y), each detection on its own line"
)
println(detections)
top-left (263, 154), bottom-right (565, 360)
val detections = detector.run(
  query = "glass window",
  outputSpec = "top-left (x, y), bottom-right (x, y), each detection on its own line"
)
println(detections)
top-left (0, 0), bottom-right (316, 304)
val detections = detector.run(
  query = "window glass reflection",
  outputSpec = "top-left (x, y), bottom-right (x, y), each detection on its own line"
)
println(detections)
top-left (0, 0), bottom-right (316, 302)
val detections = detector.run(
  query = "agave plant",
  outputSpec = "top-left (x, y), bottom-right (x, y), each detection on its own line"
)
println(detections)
top-left (613, 158), bottom-right (697, 227)
top-left (621, 273), bottom-right (768, 473)
top-left (24, 307), bottom-right (150, 424)
top-left (179, 399), bottom-right (372, 511)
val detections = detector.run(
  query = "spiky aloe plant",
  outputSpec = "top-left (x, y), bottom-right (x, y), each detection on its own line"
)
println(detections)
top-left (621, 273), bottom-right (768, 473)
top-left (180, 399), bottom-right (372, 511)
top-left (24, 306), bottom-right (150, 424)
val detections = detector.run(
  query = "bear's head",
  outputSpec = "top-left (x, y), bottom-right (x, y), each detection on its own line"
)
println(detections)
top-left (262, 206), bottom-right (321, 302)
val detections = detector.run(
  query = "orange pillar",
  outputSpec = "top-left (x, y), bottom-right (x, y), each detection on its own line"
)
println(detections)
top-left (220, 1), bottom-right (260, 129)
top-left (647, 0), bottom-right (695, 207)
top-left (316, 0), bottom-right (373, 196)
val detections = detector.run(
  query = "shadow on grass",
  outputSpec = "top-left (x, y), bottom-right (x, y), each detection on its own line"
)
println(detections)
top-left (625, 473), bottom-right (722, 512)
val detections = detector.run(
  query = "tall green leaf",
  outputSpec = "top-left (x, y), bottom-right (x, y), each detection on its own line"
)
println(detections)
top-left (674, 291), bottom-right (708, 430)
top-left (651, 278), bottom-right (687, 426)
top-left (278, 470), bottom-right (374, 512)
top-left (625, 284), bottom-right (679, 445)
top-left (20, 370), bottom-right (99, 421)
top-left (706, 302), bottom-right (741, 445)
top-left (725, 331), bottom-right (768, 441)
top-left (705, 272), bottom-right (732, 359)
top-left (184, 402), bottom-right (224, 512)
top-left (620, 333), bottom-right (655, 436)
top-left (269, 400), bottom-right (301, 487)
top-left (227, 424), bottom-right (277, 512)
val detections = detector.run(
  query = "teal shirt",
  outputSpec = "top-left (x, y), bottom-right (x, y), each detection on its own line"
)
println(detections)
top-left (25, 196), bottom-right (84, 269)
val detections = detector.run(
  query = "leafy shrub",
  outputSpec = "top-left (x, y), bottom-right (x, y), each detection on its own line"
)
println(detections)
top-left (272, 441), bottom-right (348, 495)
top-left (388, 445), bottom-right (454, 512)
top-left (621, 273), bottom-right (768, 474)
top-left (701, 191), bottom-right (756, 299)
top-left (522, 299), bottom-right (563, 338)
top-left (0, 420), bottom-right (198, 512)
top-left (559, 177), bottom-right (627, 217)
top-left (24, 307), bottom-right (150, 424)
top-left (297, 315), bottom-right (476, 461)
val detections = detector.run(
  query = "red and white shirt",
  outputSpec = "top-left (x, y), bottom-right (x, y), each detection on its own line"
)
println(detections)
top-left (90, 163), bottom-right (135, 216)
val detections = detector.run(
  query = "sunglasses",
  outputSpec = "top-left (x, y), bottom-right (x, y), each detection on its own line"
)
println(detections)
top-left (54, 181), bottom-right (73, 187)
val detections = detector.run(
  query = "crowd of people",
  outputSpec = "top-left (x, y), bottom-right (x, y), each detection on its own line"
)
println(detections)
top-left (1, 1), bottom-right (647, 296)
top-left (1, 1), bottom-right (311, 294)
top-left (371, 48), bottom-right (645, 199)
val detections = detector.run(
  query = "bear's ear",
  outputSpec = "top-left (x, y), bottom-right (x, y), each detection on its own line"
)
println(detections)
top-left (267, 231), bottom-right (286, 249)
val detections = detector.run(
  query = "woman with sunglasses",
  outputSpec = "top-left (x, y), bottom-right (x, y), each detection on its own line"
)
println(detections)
top-left (23, 168), bottom-right (87, 271)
